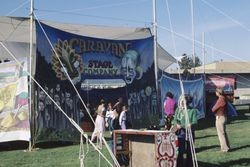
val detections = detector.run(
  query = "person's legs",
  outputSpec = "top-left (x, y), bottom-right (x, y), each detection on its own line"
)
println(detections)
top-left (108, 118), bottom-right (112, 131)
top-left (216, 116), bottom-right (229, 152)
top-left (224, 117), bottom-right (230, 150)
top-left (186, 140), bottom-right (193, 167)
top-left (98, 132), bottom-right (103, 148)
top-left (91, 131), bottom-right (97, 142)
top-left (177, 138), bottom-right (185, 167)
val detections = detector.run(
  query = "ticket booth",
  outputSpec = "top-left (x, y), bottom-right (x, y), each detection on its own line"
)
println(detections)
top-left (113, 129), bottom-right (178, 167)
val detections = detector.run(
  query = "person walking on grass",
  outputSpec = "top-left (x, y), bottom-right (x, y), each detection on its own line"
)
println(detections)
top-left (91, 99), bottom-right (106, 148)
top-left (212, 88), bottom-right (230, 153)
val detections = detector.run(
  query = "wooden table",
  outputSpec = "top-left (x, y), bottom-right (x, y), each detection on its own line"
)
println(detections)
top-left (113, 129), bottom-right (177, 167)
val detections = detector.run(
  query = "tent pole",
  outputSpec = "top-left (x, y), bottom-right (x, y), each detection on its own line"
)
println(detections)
top-left (152, 0), bottom-right (159, 111)
top-left (28, 0), bottom-right (34, 151)
top-left (191, 0), bottom-right (196, 74)
top-left (202, 32), bottom-right (205, 74)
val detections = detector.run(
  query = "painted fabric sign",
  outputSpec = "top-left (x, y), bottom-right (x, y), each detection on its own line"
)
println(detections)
top-left (160, 75), bottom-right (205, 119)
top-left (36, 21), bottom-right (154, 84)
top-left (206, 75), bottom-right (235, 94)
top-left (35, 21), bottom-right (155, 139)
top-left (0, 58), bottom-right (30, 142)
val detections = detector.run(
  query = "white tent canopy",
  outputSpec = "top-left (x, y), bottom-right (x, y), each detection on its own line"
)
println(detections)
top-left (0, 16), bottom-right (176, 69)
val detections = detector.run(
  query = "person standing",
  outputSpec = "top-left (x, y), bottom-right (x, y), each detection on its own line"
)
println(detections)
top-left (119, 105), bottom-right (128, 130)
top-left (164, 92), bottom-right (176, 130)
top-left (105, 102), bottom-right (114, 132)
top-left (91, 99), bottom-right (106, 147)
top-left (173, 95), bottom-right (197, 167)
top-left (113, 97), bottom-right (124, 116)
top-left (212, 88), bottom-right (230, 153)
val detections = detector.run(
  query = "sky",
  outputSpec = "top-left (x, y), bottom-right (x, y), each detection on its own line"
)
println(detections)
top-left (1, 0), bottom-right (250, 69)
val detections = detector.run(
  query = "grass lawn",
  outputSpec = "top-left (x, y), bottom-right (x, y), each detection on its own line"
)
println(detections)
top-left (0, 107), bottom-right (249, 167)
top-left (195, 107), bottom-right (250, 167)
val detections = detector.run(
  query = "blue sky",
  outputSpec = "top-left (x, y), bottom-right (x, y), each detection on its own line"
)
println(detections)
top-left (1, 0), bottom-right (250, 67)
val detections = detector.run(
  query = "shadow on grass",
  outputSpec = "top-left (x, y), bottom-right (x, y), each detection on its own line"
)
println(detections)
top-left (228, 113), bottom-right (250, 124)
top-left (0, 141), bottom-right (28, 151)
top-left (220, 158), bottom-right (250, 167)
top-left (230, 144), bottom-right (250, 152)
top-left (229, 109), bottom-right (250, 121)
top-left (198, 161), bottom-right (221, 167)
top-left (199, 158), bottom-right (250, 167)
top-left (196, 117), bottom-right (215, 130)
top-left (195, 134), bottom-right (217, 139)
top-left (196, 145), bottom-right (219, 153)
top-left (35, 141), bottom-right (74, 149)
top-left (197, 109), bottom-right (250, 130)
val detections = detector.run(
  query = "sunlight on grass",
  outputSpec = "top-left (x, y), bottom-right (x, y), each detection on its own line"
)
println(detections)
top-left (0, 109), bottom-right (249, 167)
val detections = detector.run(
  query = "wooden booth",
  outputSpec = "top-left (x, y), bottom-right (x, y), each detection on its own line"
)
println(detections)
top-left (113, 129), bottom-right (178, 167)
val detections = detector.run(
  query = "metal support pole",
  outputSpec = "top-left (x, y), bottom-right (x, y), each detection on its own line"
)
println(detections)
top-left (152, 0), bottom-right (159, 112)
top-left (191, 0), bottom-right (195, 74)
top-left (28, 0), bottom-right (34, 151)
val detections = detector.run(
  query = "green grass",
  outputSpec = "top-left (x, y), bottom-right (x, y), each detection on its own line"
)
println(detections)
top-left (195, 109), bottom-right (250, 167)
top-left (0, 109), bottom-right (249, 167)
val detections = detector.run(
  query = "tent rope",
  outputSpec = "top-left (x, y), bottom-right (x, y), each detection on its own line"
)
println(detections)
top-left (0, 41), bottom-right (114, 167)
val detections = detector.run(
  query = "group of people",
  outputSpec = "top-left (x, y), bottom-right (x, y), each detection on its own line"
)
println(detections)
top-left (88, 88), bottom-right (230, 166)
top-left (90, 97), bottom-right (129, 147)
top-left (164, 88), bottom-right (230, 167)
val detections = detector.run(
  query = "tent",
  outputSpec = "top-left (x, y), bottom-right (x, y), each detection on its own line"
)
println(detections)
top-left (0, 16), bottom-right (176, 70)
top-left (0, 16), bottom-right (177, 143)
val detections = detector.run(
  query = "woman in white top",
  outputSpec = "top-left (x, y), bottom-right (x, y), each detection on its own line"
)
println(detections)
top-left (91, 100), bottom-right (106, 147)
top-left (119, 105), bottom-right (128, 130)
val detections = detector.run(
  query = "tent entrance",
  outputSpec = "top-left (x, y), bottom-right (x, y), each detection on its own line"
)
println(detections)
top-left (81, 79), bottom-right (126, 90)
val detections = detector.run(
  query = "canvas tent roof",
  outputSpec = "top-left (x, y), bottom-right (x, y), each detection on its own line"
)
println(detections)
top-left (0, 16), bottom-right (176, 70)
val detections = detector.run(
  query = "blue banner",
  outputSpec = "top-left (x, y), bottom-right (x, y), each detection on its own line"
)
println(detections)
top-left (35, 21), bottom-right (156, 140)
top-left (160, 75), bottom-right (205, 120)
top-left (36, 21), bottom-right (154, 84)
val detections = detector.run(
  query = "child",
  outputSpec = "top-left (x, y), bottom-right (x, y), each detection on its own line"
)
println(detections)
top-left (105, 102), bottom-right (114, 132)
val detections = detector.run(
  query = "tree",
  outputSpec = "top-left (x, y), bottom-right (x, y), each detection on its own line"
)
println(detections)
top-left (178, 53), bottom-right (202, 69)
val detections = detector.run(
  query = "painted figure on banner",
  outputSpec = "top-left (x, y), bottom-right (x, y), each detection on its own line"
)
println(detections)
top-left (37, 100), bottom-right (45, 129)
top-left (44, 86), bottom-right (52, 127)
top-left (37, 88), bottom-right (46, 128)
top-left (54, 84), bottom-right (64, 129)
top-left (151, 87), bottom-right (158, 115)
top-left (130, 92), bottom-right (139, 119)
top-left (121, 50), bottom-right (143, 84)
top-left (145, 86), bottom-right (152, 115)
top-left (51, 39), bottom-right (84, 84)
